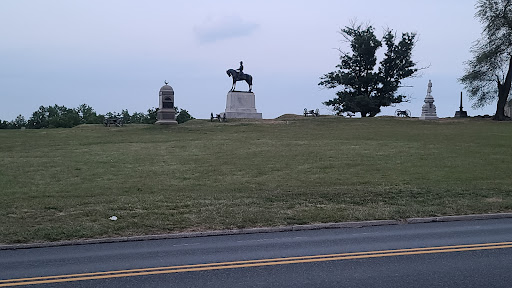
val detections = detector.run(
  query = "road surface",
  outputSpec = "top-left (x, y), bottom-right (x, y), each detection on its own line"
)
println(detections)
top-left (1, 218), bottom-right (512, 287)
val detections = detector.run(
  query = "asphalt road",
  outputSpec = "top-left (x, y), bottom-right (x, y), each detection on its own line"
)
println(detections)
top-left (2, 218), bottom-right (512, 287)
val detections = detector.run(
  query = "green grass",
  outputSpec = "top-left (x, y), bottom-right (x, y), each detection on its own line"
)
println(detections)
top-left (1, 116), bottom-right (512, 244)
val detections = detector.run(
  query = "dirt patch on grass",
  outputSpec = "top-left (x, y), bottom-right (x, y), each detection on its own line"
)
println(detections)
top-left (485, 197), bottom-right (503, 203)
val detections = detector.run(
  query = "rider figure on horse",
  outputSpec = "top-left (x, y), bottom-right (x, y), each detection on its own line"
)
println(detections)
top-left (236, 61), bottom-right (244, 80)
top-left (227, 61), bottom-right (252, 92)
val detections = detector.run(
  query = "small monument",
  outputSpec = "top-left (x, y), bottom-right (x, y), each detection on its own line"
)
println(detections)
top-left (224, 61), bottom-right (262, 119)
top-left (454, 92), bottom-right (468, 118)
top-left (156, 80), bottom-right (178, 125)
top-left (505, 99), bottom-right (512, 118)
top-left (419, 80), bottom-right (439, 120)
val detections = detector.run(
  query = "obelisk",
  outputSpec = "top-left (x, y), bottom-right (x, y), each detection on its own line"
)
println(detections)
top-left (454, 92), bottom-right (468, 118)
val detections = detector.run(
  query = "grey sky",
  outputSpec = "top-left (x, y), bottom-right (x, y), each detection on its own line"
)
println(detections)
top-left (0, 0), bottom-right (493, 121)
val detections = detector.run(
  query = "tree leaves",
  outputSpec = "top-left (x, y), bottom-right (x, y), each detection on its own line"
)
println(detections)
top-left (319, 23), bottom-right (418, 117)
top-left (460, 0), bottom-right (512, 119)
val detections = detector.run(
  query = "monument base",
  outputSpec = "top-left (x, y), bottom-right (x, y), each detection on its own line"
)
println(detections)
top-left (454, 110), bottom-right (468, 118)
top-left (156, 120), bottom-right (178, 125)
top-left (419, 114), bottom-right (439, 120)
top-left (223, 111), bottom-right (262, 119)
top-left (156, 109), bottom-right (178, 125)
top-left (224, 91), bottom-right (262, 119)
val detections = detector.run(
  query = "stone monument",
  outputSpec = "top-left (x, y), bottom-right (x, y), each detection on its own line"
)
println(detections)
top-left (419, 80), bottom-right (439, 120)
top-left (156, 81), bottom-right (178, 125)
top-left (224, 62), bottom-right (262, 119)
top-left (454, 92), bottom-right (468, 118)
top-left (505, 99), bottom-right (512, 118)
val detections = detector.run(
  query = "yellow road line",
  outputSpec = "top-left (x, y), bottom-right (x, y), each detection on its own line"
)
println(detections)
top-left (2, 242), bottom-right (511, 287)
top-left (2, 241), bottom-right (509, 283)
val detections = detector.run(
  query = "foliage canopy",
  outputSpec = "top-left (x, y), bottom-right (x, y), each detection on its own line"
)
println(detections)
top-left (319, 23), bottom-right (418, 117)
top-left (1, 104), bottom-right (194, 129)
top-left (175, 107), bottom-right (195, 124)
top-left (460, 0), bottom-right (512, 120)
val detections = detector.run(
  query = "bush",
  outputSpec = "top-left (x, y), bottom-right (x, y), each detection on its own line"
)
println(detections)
top-left (176, 108), bottom-right (194, 124)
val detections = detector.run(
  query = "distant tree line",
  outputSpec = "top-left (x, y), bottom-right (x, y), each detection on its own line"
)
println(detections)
top-left (0, 104), bottom-right (194, 129)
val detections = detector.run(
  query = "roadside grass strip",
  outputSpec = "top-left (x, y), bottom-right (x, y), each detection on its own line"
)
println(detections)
top-left (2, 241), bottom-right (512, 286)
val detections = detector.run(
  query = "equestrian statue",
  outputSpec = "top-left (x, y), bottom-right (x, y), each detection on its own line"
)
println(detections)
top-left (226, 61), bottom-right (253, 92)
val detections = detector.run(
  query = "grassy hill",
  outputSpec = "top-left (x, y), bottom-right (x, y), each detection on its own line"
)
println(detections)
top-left (1, 117), bottom-right (511, 244)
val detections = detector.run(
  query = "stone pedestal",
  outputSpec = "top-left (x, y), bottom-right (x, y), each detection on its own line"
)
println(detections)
top-left (454, 92), bottom-right (468, 118)
top-left (420, 80), bottom-right (439, 120)
top-left (454, 110), bottom-right (468, 118)
top-left (155, 82), bottom-right (178, 125)
top-left (224, 91), bottom-right (262, 119)
top-left (156, 109), bottom-right (177, 125)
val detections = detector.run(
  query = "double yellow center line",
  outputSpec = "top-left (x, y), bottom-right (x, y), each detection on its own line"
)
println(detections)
top-left (2, 241), bottom-right (512, 287)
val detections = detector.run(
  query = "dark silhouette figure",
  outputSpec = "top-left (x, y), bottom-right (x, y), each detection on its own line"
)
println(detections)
top-left (237, 61), bottom-right (244, 75)
top-left (227, 61), bottom-right (253, 92)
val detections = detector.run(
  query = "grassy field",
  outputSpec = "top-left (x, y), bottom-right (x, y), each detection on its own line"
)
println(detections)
top-left (1, 116), bottom-right (512, 244)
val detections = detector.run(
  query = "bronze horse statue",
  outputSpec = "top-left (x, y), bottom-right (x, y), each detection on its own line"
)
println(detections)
top-left (226, 69), bottom-right (253, 92)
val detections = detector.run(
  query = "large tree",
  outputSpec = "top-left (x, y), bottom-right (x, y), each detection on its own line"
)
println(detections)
top-left (460, 0), bottom-right (512, 120)
top-left (319, 23), bottom-right (418, 117)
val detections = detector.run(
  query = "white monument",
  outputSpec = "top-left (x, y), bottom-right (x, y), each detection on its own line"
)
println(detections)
top-left (224, 91), bottom-right (262, 119)
top-left (156, 81), bottom-right (178, 125)
top-left (420, 80), bottom-right (439, 120)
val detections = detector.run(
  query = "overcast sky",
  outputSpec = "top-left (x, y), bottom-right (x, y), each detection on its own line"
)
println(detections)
top-left (0, 0), bottom-right (494, 121)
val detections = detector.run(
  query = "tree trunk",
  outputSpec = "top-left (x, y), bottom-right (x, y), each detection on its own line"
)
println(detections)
top-left (494, 56), bottom-right (512, 121)
top-left (495, 84), bottom-right (508, 120)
